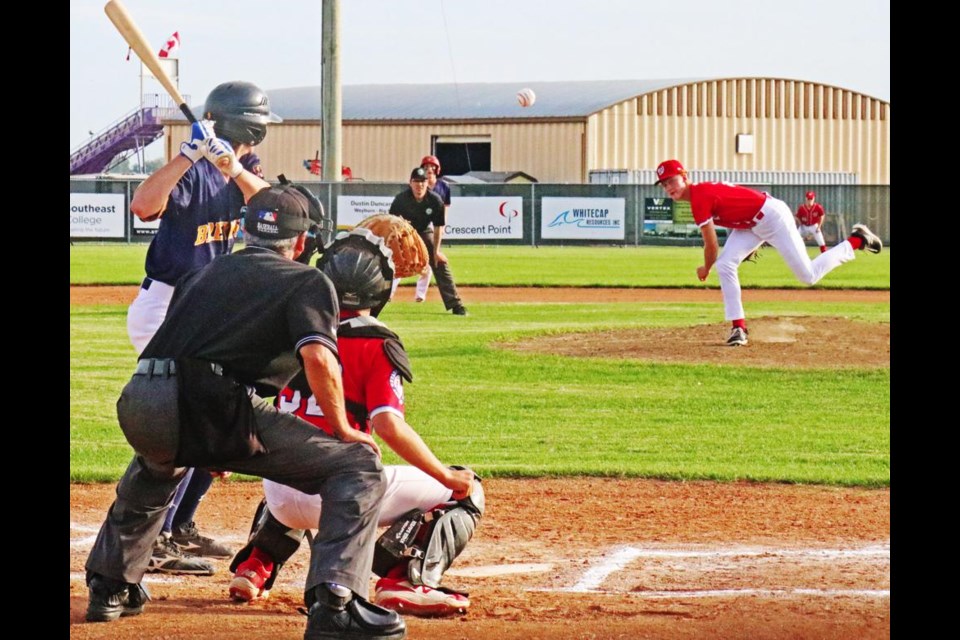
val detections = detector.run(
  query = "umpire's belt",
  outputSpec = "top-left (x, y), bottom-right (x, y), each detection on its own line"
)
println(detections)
top-left (141, 277), bottom-right (172, 290)
top-left (135, 359), bottom-right (226, 378)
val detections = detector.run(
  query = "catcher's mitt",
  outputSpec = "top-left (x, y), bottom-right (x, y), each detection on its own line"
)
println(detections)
top-left (354, 214), bottom-right (429, 278)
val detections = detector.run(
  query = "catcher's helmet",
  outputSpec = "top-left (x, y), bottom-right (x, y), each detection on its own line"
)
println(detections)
top-left (203, 81), bottom-right (282, 146)
top-left (318, 228), bottom-right (395, 312)
top-left (420, 155), bottom-right (441, 173)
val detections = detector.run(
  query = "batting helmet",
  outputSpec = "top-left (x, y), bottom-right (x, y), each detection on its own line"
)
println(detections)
top-left (203, 81), bottom-right (282, 146)
top-left (318, 228), bottom-right (395, 312)
top-left (420, 155), bottom-right (441, 174)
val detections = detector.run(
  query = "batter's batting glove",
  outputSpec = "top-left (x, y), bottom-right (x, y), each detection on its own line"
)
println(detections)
top-left (179, 120), bottom-right (215, 164)
top-left (203, 137), bottom-right (244, 178)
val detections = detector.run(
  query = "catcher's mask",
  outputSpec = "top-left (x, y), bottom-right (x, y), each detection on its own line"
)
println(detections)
top-left (318, 228), bottom-right (395, 312)
top-left (277, 174), bottom-right (334, 266)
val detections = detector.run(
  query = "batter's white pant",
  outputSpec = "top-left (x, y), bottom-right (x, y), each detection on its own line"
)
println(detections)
top-left (798, 224), bottom-right (826, 247)
top-left (263, 465), bottom-right (453, 531)
top-left (715, 197), bottom-right (856, 321)
top-left (415, 268), bottom-right (432, 301)
top-left (126, 279), bottom-right (176, 355)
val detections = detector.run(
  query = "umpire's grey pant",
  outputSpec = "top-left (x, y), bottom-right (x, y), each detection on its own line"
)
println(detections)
top-left (85, 366), bottom-right (385, 600)
top-left (419, 227), bottom-right (463, 310)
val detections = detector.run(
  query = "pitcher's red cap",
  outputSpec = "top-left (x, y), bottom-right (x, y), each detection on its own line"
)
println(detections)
top-left (654, 159), bottom-right (686, 185)
top-left (805, 191), bottom-right (816, 199)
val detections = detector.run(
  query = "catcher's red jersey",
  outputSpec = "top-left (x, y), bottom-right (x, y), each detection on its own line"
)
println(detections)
top-left (796, 203), bottom-right (825, 226)
top-left (276, 334), bottom-right (405, 436)
top-left (689, 182), bottom-right (767, 229)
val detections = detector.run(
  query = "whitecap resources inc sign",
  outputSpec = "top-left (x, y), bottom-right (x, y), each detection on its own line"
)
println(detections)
top-left (70, 193), bottom-right (125, 238)
top-left (336, 195), bottom-right (396, 228)
top-left (445, 197), bottom-right (523, 240)
top-left (540, 197), bottom-right (625, 240)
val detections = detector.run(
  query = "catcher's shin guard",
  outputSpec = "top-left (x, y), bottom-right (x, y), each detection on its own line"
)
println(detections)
top-left (229, 499), bottom-right (306, 593)
top-left (372, 472), bottom-right (485, 589)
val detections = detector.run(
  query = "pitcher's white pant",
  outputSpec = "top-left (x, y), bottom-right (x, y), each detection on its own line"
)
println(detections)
top-left (798, 224), bottom-right (826, 247)
top-left (126, 279), bottom-right (176, 355)
top-left (415, 268), bottom-right (432, 301)
top-left (390, 278), bottom-right (400, 299)
top-left (715, 197), bottom-right (856, 321)
top-left (263, 465), bottom-right (453, 531)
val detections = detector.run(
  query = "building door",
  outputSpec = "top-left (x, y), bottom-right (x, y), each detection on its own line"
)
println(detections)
top-left (433, 135), bottom-right (491, 176)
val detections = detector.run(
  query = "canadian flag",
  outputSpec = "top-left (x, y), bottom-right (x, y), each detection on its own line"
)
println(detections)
top-left (158, 31), bottom-right (180, 58)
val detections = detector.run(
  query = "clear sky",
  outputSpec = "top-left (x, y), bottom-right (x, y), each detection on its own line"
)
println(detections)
top-left (70, 0), bottom-right (890, 154)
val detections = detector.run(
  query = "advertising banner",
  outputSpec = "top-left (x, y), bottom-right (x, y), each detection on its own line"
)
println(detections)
top-left (336, 195), bottom-right (395, 228)
top-left (445, 196), bottom-right (523, 239)
top-left (540, 197), bottom-right (625, 240)
top-left (70, 193), bottom-right (125, 238)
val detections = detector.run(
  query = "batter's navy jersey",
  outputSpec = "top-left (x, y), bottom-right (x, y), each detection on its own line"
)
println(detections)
top-left (144, 160), bottom-right (245, 286)
top-left (431, 179), bottom-right (451, 206)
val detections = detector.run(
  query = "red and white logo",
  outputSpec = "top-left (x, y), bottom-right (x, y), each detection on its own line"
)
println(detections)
top-left (158, 31), bottom-right (180, 58)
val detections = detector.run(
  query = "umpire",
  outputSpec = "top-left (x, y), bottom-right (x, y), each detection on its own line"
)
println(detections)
top-left (389, 167), bottom-right (467, 315)
top-left (84, 185), bottom-right (406, 640)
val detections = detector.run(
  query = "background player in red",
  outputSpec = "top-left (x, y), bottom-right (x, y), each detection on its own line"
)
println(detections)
top-left (126, 81), bottom-right (277, 574)
top-left (228, 228), bottom-right (483, 617)
top-left (655, 159), bottom-right (882, 346)
top-left (795, 190), bottom-right (827, 253)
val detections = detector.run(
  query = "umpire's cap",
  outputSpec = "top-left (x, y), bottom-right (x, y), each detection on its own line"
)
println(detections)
top-left (242, 185), bottom-right (312, 240)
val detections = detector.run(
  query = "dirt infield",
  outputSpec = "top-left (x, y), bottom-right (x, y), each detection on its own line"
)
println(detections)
top-left (70, 284), bottom-right (891, 307)
top-left (70, 286), bottom-right (890, 638)
top-left (69, 480), bottom-right (889, 640)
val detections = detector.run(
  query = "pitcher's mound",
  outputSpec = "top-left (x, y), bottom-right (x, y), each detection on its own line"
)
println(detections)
top-left (499, 316), bottom-right (889, 369)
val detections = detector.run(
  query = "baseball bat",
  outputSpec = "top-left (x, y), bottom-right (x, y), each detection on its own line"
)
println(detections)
top-left (104, 0), bottom-right (232, 169)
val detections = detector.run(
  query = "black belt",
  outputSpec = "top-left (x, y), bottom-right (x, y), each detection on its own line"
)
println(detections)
top-left (141, 277), bottom-right (153, 290)
top-left (134, 359), bottom-right (226, 377)
top-left (134, 358), bottom-right (176, 376)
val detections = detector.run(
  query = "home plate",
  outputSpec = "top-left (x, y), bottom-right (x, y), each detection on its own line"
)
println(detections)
top-left (446, 563), bottom-right (554, 578)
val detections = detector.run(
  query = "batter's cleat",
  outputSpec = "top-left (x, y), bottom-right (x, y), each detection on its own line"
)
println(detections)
top-left (373, 578), bottom-right (470, 617)
top-left (304, 583), bottom-right (406, 640)
top-left (850, 224), bottom-right (883, 253)
top-left (414, 296), bottom-right (425, 303)
top-left (171, 521), bottom-right (234, 558)
top-left (726, 326), bottom-right (749, 347)
top-left (229, 556), bottom-right (271, 602)
top-left (86, 575), bottom-right (151, 623)
top-left (148, 533), bottom-right (216, 576)
top-left (451, 305), bottom-right (468, 316)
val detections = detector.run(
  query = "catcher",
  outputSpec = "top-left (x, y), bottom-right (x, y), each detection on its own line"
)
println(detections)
top-left (227, 226), bottom-right (484, 617)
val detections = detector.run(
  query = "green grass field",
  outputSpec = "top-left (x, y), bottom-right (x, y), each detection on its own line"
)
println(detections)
top-left (70, 244), bottom-right (890, 486)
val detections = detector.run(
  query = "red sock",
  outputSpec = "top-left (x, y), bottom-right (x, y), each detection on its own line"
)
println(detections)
top-left (250, 547), bottom-right (274, 574)
top-left (847, 235), bottom-right (863, 250)
top-left (732, 319), bottom-right (747, 330)
top-left (385, 560), bottom-right (410, 580)
top-left (819, 245), bottom-right (827, 253)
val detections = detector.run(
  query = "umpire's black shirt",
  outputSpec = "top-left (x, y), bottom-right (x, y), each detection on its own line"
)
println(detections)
top-left (141, 246), bottom-right (340, 396)
top-left (389, 188), bottom-right (446, 233)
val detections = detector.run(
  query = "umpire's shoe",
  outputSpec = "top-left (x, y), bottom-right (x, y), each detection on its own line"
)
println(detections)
top-left (86, 573), bottom-right (151, 623)
top-left (304, 582), bottom-right (406, 640)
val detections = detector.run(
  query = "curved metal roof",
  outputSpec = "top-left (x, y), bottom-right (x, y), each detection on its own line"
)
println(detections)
top-left (188, 78), bottom-right (709, 122)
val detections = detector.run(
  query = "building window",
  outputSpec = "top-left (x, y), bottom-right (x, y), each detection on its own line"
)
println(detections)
top-left (432, 135), bottom-right (492, 175)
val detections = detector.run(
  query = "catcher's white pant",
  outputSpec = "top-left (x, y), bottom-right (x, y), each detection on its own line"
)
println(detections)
top-left (263, 465), bottom-right (453, 531)
top-left (715, 196), bottom-right (856, 321)
top-left (126, 279), bottom-right (176, 355)
top-left (798, 224), bottom-right (826, 247)
top-left (415, 268), bottom-right (432, 301)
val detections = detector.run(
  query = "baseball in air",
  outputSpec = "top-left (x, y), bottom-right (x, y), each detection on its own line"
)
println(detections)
top-left (517, 87), bottom-right (536, 107)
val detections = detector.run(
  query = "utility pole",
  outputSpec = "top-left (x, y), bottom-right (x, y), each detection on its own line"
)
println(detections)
top-left (321, 0), bottom-right (342, 182)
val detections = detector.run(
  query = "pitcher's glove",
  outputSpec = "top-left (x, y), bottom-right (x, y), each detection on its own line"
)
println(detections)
top-left (355, 214), bottom-right (429, 278)
top-left (743, 243), bottom-right (769, 264)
